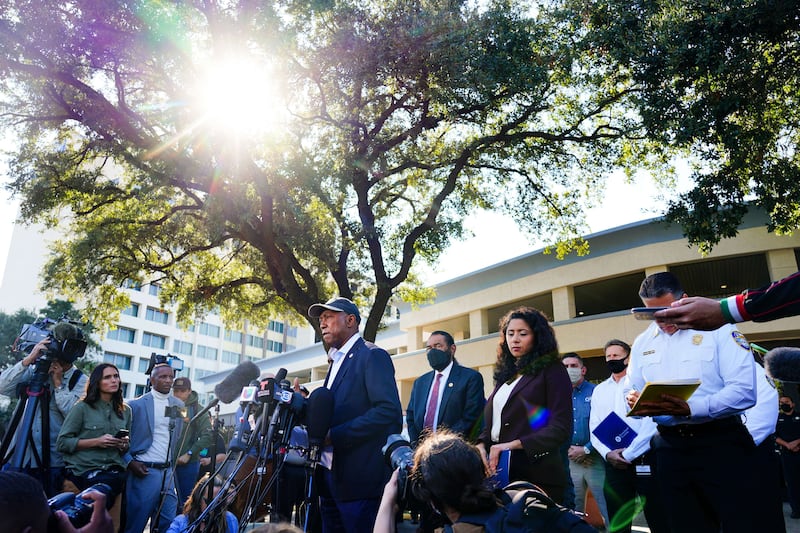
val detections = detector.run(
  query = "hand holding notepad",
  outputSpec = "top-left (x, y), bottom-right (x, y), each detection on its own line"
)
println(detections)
top-left (627, 379), bottom-right (701, 417)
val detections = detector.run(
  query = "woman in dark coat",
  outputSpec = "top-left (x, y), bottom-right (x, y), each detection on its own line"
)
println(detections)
top-left (477, 306), bottom-right (573, 500)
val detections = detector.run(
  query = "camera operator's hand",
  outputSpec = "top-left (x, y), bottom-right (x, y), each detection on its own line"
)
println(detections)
top-left (128, 460), bottom-right (149, 478)
top-left (49, 359), bottom-right (66, 388)
top-left (374, 469), bottom-right (399, 533)
top-left (55, 490), bottom-right (113, 533)
top-left (22, 338), bottom-right (51, 367)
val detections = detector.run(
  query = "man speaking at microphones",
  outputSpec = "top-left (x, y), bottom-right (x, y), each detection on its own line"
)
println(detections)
top-left (308, 297), bottom-right (402, 533)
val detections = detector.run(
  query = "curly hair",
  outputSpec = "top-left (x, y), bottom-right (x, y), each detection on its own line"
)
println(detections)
top-left (411, 429), bottom-right (497, 516)
top-left (493, 306), bottom-right (560, 384)
top-left (84, 363), bottom-right (126, 419)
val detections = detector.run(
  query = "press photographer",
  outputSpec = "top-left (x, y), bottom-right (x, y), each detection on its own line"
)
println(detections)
top-left (375, 431), bottom-right (596, 533)
top-left (0, 318), bottom-right (89, 496)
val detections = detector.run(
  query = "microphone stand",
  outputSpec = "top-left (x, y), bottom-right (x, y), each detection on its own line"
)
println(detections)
top-left (206, 402), bottom-right (221, 504)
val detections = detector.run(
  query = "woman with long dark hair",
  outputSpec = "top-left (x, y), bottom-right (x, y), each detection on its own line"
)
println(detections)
top-left (57, 362), bottom-right (131, 530)
top-left (476, 306), bottom-right (572, 500)
top-left (166, 474), bottom-right (238, 533)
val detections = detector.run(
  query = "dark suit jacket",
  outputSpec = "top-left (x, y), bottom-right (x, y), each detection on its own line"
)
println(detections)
top-left (406, 361), bottom-right (485, 444)
top-left (327, 336), bottom-right (402, 501)
top-left (478, 362), bottom-right (572, 498)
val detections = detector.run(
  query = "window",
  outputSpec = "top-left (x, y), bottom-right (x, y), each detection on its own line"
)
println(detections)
top-left (197, 345), bottom-right (218, 360)
top-left (138, 358), bottom-right (150, 373)
top-left (285, 344), bottom-right (295, 352)
top-left (222, 350), bottom-right (240, 364)
top-left (121, 303), bottom-right (140, 317)
top-left (146, 307), bottom-right (169, 324)
top-left (123, 279), bottom-right (141, 291)
top-left (267, 340), bottom-right (283, 353)
top-left (246, 334), bottom-right (264, 348)
top-left (224, 329), bottom-right (243, 343)
top-left (286, 326), bottom-right (298, 337)
top-left (246, 355), bottom-right (260, 362)
top-left (199, 322), bottom-right (220, 338)
top-left (148, 283), bottom-right (161, 296)
top-left (194, 369), bottom-right (214, 379)
top-left (121, 383), bottom-right (129, 398)
top-left (173, 340), bottom-right (193, 356)
top-left (142, 332), bottom-right (166, 349)
top-left (103, 352), bottom-right (132, 370)
top-left (134, 385), bottom-right (146, 397)
top-left (107, 326), bottom-right (136, 343)
top-left (268, 320), bottom-right (284, 333)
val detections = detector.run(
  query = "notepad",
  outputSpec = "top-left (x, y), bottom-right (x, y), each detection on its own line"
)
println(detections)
top-left (592, 411), bottom-right (637, 450)
top-left (627, 379), bottom-right (701, 417)
top-left (492, 448), bottom-right (511, 488)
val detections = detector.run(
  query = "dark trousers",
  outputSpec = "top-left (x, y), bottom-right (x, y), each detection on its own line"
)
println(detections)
top-left (654, 418), bottom-right (756, 533)
top-left (318, 468), bottom-right (380, 533)
top-left (277, 463), bottom-right (321, 533)
top-left (782, 450), bottom-right (800, 515)
top-left (603, 452), bottom-right (668, 533)
top-left (746, 437), bottom-right (785, 533)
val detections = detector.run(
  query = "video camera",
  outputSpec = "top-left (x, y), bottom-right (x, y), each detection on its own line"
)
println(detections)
top-left (383, 434), bottom-right (415, 507)
top-left (14, 316), bottom-right (87, 365)
top-left (47, 483), bottom-right (112, 531)
top-left (144, 352), bottom-right (184, 375)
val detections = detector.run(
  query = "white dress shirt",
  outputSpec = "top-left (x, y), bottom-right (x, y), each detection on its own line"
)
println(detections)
top-left (626, 322), bottom-right (757, 426)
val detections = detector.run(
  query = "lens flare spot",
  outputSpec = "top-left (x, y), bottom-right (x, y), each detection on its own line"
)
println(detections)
top-left (527, 404), bottom-right (550, 430)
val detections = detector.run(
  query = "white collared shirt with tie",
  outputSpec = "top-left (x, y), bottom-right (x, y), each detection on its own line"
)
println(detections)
top-left (424, 359), bottom-right (454, 431)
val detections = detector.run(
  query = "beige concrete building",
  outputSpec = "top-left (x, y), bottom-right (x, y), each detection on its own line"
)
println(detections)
top-left (202, 208), bottom-right (800, 416)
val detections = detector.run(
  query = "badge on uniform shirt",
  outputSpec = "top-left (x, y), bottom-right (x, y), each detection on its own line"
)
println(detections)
top-left (692, 334), bottom-right (703, 345)
top-left (731, 331), bottom-right (750, 350)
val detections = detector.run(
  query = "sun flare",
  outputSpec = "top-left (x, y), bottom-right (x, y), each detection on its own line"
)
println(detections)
top-left (195, 57), bottom-right (286, 137)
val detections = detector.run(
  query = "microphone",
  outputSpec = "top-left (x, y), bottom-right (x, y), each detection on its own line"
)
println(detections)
top-left (765, 347), bottom-right (800, 383)
top-left (214, 361), bottom-right (261, 403)
top-left (306, 387), bottom-right (334, 467)
top-left (189, 397), bottom-right (220, 425)
top-left (274, 367), bottom-right (288, 383)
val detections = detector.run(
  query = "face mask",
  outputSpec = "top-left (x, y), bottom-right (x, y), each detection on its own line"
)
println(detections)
top-left (781, 403), bottom-right (792, 413)
top-left (606, 359), bottom-right (628, 374)
top-left (566, 367), bottom-right (582, 384)
top-left (427, 348), bottom-right (451, 372)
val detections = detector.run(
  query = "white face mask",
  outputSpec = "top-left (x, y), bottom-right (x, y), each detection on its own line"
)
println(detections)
top-left (566, 367), bottom-right (583, 384)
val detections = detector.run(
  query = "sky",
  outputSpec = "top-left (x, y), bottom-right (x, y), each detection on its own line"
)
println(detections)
top-left (0, 169), bottom-right (683, 288)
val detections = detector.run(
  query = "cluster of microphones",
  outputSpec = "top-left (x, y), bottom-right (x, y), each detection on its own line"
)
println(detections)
top-left (209, 361), bottom-right (334, 462)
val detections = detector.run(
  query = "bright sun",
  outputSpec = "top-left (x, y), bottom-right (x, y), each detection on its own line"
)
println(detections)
top-left (195, 57), bottom-right (287, 137)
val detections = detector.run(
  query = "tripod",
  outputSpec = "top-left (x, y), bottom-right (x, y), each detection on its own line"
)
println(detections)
top-left (0, 359), bottom-right (56, 494)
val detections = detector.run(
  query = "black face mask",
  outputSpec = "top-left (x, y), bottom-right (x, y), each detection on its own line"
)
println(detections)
top-left (781, 403), bottom-right (793, 413)
top-left (606, 358), bottom-right (628, 374)
top-left (427, 348), bottom-right (451, 372)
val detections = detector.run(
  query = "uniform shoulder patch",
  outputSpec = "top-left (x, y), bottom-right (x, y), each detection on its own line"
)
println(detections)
top-left (731, 331), bottom-right (750, 350)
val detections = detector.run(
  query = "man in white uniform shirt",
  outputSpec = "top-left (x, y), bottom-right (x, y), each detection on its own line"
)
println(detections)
top-left (589, 339), bottom-right (668, 533)
top-left (742, 362), bottom-right (784, 531)
top-left (626, 272), bottom-right (757, 533)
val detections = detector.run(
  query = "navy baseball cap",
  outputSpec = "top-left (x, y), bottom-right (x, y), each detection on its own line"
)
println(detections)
top-left (308, 297), bottom-right (361, 324)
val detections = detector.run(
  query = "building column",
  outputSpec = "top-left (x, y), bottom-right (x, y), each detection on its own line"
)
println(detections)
top-left (552, 286), bottom-right (575, 322)
top-left (469, 309), bottom-right (489, 338)
top-left (766, 249), bottom-right (798, 283)
top-left (645, 265), bottom-right (668, 277)
top-left (407, 326), bottom-right (424, 352)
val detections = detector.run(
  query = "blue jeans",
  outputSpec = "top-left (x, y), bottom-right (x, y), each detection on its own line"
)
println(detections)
top-left (174, 461), bottom-right (201, 510)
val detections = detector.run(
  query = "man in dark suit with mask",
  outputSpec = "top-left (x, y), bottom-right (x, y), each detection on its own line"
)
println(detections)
top-left (406, 331), bottom-right (485, 445)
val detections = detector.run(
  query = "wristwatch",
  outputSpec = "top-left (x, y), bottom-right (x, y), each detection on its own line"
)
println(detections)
top-left (583, 446), bottom-right (591, 455)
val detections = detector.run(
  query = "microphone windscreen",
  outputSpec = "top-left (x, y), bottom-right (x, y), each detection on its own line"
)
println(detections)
top-left (214, 361), bottom-right (261, 403)
top-left (765, 347), bottom-right (800, 383)
top-left (307, 387), bottom-right (334, 446)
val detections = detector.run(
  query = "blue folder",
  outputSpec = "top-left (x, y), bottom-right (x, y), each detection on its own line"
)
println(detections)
top-left (592, 411), bottom-right (637, 450)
